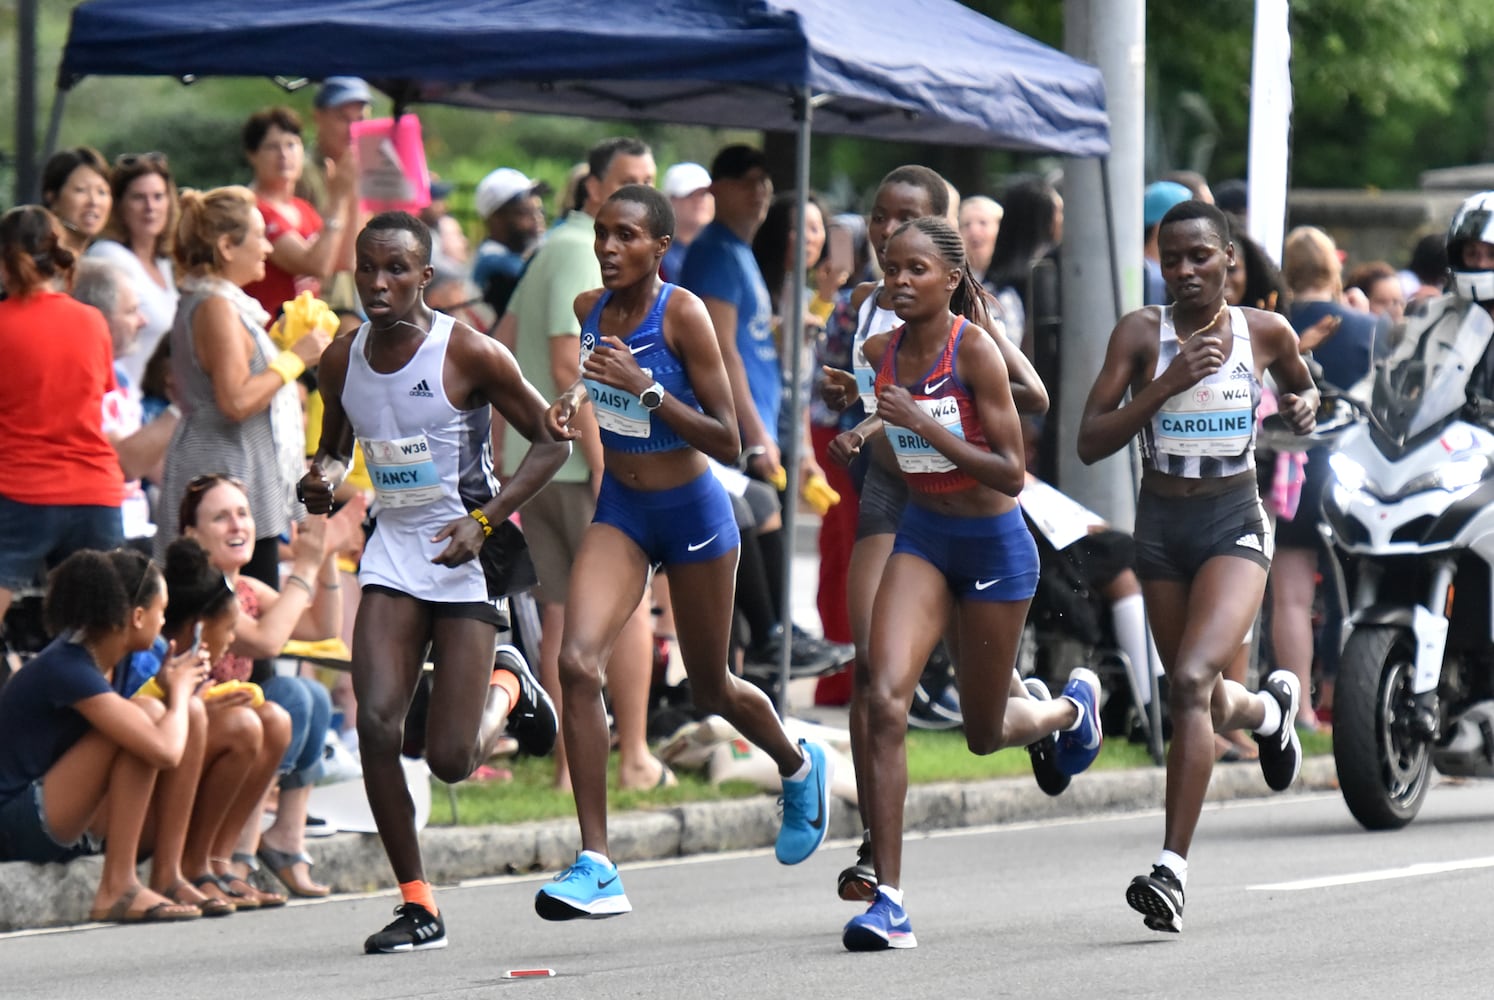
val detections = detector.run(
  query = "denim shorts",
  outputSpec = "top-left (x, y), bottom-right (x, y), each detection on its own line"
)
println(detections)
top-left (0, 779), bottom-right (101, 864)
top-left (0, 495), bottom-right (123, 592)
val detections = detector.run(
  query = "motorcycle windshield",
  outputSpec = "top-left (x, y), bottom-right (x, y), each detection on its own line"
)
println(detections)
top-left (1371, 303), bottom-right (1494, 442)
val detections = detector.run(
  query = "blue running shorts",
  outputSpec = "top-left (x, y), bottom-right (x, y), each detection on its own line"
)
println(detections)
top-left (594, 469), bottom-right (739, 567)
top-left (891, 504), bottom-right (1038, 602)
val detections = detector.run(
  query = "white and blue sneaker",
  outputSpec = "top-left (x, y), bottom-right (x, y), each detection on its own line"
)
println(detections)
top-left (534, 852), bottom-right (632, 921)
top-left (775, 739), bottom-right (832, 865)
top-left (1055, 667), bottom-right (1103, 776)
top-left (843, 889), bottom-right (917, 951)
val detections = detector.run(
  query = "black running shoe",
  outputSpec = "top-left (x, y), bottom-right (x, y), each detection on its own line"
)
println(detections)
top-left (1254, 670), bottom-right (1302, 792)
top-left (1023, 677), bottom-right (1071, 797)
top-left (496, 644), bottom-right (557, 757)
top-left (1126, 865), bottom-right (1184, 933)
top-left (364, 902), bottom-right (447, 954)
top-left (837, 831), bottom-right (876, 902)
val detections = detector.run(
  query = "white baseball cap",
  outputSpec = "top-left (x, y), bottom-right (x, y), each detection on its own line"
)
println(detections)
top-left (662, 162), bottom-right (712, 200)
top-left (475, 167), bottom-right (542, 219)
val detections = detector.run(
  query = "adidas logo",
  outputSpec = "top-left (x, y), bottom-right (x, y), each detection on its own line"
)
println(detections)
top-left (409, 379), bottom-right (435, 398)
top-left (1234, 534), bottom-right (1263, 552)
top-left (1227, 362), bottom-right (1253, 381)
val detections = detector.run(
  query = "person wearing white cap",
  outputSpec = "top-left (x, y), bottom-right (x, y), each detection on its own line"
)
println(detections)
top-left (471, 167), bottom-right (549, 318)
top-left (660, 162), bottom-right (713, 282)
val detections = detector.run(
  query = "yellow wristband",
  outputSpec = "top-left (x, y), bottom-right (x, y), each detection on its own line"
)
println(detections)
top-left (267, 350), bottom-right (307, 385)
top-left (469, 509), bottom-right (494, 537)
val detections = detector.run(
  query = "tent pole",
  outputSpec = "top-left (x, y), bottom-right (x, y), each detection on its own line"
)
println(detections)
top-left (40, 86), bottom-right (67, 168)
top-left (776, 87), bottom-right (813, 716)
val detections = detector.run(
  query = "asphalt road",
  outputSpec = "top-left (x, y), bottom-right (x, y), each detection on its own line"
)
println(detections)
top-left (9, 780), bottom-right (1494, 1000)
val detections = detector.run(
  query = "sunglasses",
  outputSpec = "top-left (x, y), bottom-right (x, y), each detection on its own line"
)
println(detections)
top-left (115, 151), bottom-right (170, 170)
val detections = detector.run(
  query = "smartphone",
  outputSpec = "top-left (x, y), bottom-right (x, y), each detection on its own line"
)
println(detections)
top-left (826, 225), bottom-right (854, 281)
top-left (190, 621), bottom-right (204, 655)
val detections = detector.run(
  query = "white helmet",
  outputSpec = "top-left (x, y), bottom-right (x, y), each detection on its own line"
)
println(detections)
top-left (1447, 191), bottom-right (1494, 303)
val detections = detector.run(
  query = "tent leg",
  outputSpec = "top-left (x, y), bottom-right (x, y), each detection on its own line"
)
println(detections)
top-left (776, 88), bottom-right (813, 717)
top-left (40, 86), bottom-right (67, 168)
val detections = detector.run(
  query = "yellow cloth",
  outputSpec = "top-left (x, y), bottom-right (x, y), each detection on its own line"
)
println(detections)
top-left (282, 636), bottom-right (353, 664)
top-left (271, 291), bottom-right (340, 350)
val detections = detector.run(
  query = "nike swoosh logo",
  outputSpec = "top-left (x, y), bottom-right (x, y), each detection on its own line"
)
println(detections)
top-left (974, 579), bottom-right (1000, 591)
top-left (629, 342), bottom-right (654, 355)
top-left (597, 876), bottom-right (618, 889)
top-left (809, 761), bottom-right (825, 830)
top-left (889, 912), bottom-right (909, 928)
top-left (924, 377), bottom-right (950, 393)
top-left (686, 534), bottom-right (719, 552)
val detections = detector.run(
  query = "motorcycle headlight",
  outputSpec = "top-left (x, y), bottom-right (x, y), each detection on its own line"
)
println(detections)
top-left (1400, 453), bottom-right (1493, 495)
top-left (1328, 452), bottom-right (1368, 494)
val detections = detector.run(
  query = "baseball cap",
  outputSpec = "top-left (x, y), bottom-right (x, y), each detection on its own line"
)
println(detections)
top-left (709, 144), bottom-right (770, 181)
top-left (429, 179), bottom-right (454, 201)
top-left (475, 167), bottom-right (549, 219)
top-left (662, 162), bottom-right (712, 200)
top-left (1144, 181), bottom-right (1192, 227)
top-left (314, 76), bottom-right (372, 110)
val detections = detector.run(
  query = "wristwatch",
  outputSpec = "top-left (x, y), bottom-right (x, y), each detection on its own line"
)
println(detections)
top-left (639, 382), bottom-right (666, 411)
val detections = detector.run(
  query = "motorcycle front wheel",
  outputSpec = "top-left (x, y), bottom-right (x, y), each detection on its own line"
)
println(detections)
top-left (1334, 625), bottom-right (1433, 830)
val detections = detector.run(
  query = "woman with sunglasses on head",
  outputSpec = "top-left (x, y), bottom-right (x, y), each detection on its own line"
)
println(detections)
top-left (179, 473), bottom-right (353, 903)
top-left (0, 549), bottom-right (209, 923)
top-left (40, 147), bottom-right (111, 260)
top-left (86, 152), bottom-right (181, 390)
top-left (822, 217), bottom-right (1097, 952)
top-left (156, 185), bottom-right (331, 591)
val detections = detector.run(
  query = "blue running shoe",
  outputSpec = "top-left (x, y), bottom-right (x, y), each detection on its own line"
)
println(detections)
top-left (1022, 676), bottom-right (1070, 796)
top-left (534, 853), bottom-right (632, 921)
top-left (843, 889), bottom-right (917, 951)
top-left (1055, 667), bottom-right (1103, 776)
top-left (775, 739), bottom-right (832, 865)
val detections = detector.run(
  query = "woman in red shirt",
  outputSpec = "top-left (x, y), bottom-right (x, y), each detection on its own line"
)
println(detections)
top-left (0, 205), bottom-right (124, 622)
top-left (240, 107), bottom-right (356, 318)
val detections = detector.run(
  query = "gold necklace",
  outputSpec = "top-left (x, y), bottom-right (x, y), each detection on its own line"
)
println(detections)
top-left (1176, 301), bottom-right (1228, 343)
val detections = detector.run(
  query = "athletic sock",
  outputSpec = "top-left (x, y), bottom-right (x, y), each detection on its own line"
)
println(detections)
top-left (489, 665), bottom-right (521, 712)
top-left (1156, 850), bottom-right (1188, 889)
top-left (400, 879), bottom-right (438, 916)
top-left (785, 748), bottom-right (812, 781)
top-left (579, 849), bottom-right (611, 867)
top-left (1255, 688), bottom-right (1283, 736)
top-left (877, 884), bottom-right (904, 906)
top-left (1111, 594), bottom-right (1163, 705)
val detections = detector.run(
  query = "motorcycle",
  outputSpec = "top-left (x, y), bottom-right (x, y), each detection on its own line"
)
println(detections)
top-left (1317, 300), bottom-right (1494, 830)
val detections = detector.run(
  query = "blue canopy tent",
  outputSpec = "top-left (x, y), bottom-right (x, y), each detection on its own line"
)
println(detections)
top-left (58, 0), bottom-right (1111, 704)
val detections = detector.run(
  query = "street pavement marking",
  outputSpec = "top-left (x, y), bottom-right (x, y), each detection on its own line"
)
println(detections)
top-left (1248, 855), bottom-right (1494, 892)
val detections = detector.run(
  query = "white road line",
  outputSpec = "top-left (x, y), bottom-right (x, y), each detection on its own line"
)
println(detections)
top-left (1248, 855), bottom-right (1494, 892)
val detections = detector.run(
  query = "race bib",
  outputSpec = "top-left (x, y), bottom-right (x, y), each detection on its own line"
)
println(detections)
top-left (363, 434), bottom-right (443, 508)
top-left (886, 396), bottom-right (963, 474)
top-left (1155, 380), bottom-right (1254, 458)
top-left (584, 377), bottom-right (651, 438)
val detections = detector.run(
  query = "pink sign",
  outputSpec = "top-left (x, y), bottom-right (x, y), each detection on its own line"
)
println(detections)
top-left (349, 115), bottom-right (431, 215)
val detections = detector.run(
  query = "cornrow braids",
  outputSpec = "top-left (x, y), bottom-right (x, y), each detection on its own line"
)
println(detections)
top-left (894, 216), bottom-right (994, 332)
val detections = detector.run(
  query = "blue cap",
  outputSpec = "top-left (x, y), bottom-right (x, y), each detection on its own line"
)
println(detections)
top-left (1144, 181), bottom-right (1193, 227)
top-left (315, 77), bottom-right (372, 109)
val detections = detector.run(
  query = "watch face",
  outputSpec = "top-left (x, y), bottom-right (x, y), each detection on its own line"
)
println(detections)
top-left (641, 384), bottom-right (664, 409)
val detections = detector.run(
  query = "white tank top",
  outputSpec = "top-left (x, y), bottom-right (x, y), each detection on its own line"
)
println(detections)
top-left (342, 313), bottom-right (499, 603)
top-left (852, 283), bottom-right (902, 414)
top-left (1143, 305), bottom-right (1261, 479)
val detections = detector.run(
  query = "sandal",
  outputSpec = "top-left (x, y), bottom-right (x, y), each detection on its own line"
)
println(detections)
top-left (90, 884), bottom-right (200, 923)
top-left (194, 872), bottom-right (257, 911)
top-left (211, 858), bottom-right (288, 909)
top-left (257, 844), bottom-right (331, 898)
top-left (165, 878), bottom-right (235, 917)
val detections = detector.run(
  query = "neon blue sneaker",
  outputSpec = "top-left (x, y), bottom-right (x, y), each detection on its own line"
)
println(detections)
top-left (775, 739), bottom-right (832, 865)
top-left (534, 852), bottom-right (632, 921)
top-left (1055, 667), bottom-right (1103, 775)
top-left (843, 889), bottom-right (917, 951)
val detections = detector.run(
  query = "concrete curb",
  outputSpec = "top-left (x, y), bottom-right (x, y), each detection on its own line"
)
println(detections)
top-left (0, 757), bottom-right (1338, 932)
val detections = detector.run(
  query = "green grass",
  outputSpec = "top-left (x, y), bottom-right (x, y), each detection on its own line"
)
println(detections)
top-left (427, 728), bottom-right (1336, 827)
